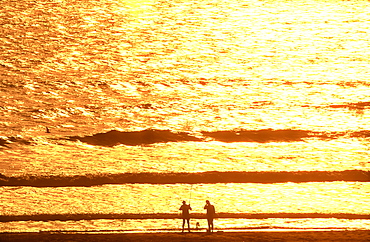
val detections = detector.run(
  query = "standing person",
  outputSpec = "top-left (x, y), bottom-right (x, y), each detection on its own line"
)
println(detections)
top-left (204, 200), bottom-right (215, 233)
top-left (179, 200), bottom-right (192, 232)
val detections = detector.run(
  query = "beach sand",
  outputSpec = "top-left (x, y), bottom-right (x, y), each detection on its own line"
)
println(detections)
top-left (2, 230), bottom-right (370, 242)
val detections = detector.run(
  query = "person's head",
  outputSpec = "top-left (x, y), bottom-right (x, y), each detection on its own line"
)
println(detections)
top-left (183, 200), bottom-right (186, 205)
top-left (206, 200), bottom-right (210, 205)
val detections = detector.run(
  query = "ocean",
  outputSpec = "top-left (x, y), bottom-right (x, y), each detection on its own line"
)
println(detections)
top-left (1, 0), bottom-right (369, 233)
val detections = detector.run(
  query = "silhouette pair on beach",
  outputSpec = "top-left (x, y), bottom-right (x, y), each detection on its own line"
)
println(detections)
top-left (179, 200), bottom-right (215, 233)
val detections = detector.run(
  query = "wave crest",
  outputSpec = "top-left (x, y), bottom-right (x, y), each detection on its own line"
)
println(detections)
top-left (70, 129), bottom-right (370, 146)
top-left (202, 129), bottom-right (313, 143)
top-left (1, 171), bottom-right (368, 187)
top-left (1, 129), bottom-right (369, 148)
top-left (0, 136), bottom-right (31, 147)
top-left (68, 129), bottom-right (202, 146)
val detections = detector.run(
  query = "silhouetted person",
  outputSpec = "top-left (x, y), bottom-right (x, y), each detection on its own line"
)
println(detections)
top-left (179, 200), bottom-right (192, 232)
top-left (204, 200), bottom-right (215, 233)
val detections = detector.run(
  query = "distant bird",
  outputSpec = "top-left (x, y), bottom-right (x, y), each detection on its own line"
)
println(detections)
top-left (46, 127), bottom-right (51, 133)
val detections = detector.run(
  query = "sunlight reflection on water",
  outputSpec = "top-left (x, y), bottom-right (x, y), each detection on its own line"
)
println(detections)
top-left (2, 218), bottom-right (370, 233)
top-left (1, 183), bottom-right (369, 216)
top-left (1, 0), bottom-right (370, 233)
top-left (1, 138), bottom-right (368, 176)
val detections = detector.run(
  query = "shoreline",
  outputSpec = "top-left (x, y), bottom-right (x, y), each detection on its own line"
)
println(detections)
top-left (2, 212), bottom-right (369, 222)
top-left (2, 230), bottom-right (370, 242)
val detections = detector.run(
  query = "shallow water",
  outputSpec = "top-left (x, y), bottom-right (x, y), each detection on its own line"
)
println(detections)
top-left (1, 182), bottom-right (369, 232)
top-left (2, 218), bottom-right (370, 233)
top-left (1, 138), bottom-right (370, 176)
top-left (2, 183), bottom-right (370, 216)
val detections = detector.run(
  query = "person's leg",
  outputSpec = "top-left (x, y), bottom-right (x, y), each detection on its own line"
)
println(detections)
top-left (210, 218), bottom-right (214, 232)
top-left (187, 218), bottom-right (190, 232)
top-left (182, 219), bottom-right (185, 232)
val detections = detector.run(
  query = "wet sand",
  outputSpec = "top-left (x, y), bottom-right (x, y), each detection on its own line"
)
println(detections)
top-left (2, 230), bottom-right (370, 242)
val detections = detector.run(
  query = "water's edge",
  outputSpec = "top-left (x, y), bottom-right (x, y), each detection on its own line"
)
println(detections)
top-left (1, 213), bottom-right (369, 222)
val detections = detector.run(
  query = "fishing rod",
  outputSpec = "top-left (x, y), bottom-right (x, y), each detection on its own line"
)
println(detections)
top-left (188, 163), bottom-right (197, 205)
top-left (189, 183), bottom-right (194, 205)
top-left (178, 163), bottom-right (196, 232)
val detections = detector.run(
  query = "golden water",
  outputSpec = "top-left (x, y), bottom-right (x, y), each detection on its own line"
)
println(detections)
top-left (1, 0), bottom-right (369, 232)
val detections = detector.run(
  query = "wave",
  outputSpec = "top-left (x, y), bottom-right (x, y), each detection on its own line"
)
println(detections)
top-left (0, 136), bottom-right (31, 147)
top-left (68, 129), bottom-right (320, 146)
top-left (0, 171), bottom-right (368, 187)
top-left (351, 130), bottom-right (370, 138)
top-left (202, 129), bottom-right (314, 142)
top-left (334, 101), bottom-right (370, 110)
top-left (302, 101), bottom-right (370, 109)
top-left (1, 129), bottom-right (369, 148)
top-left (67, 129), bottom-right (203, 146)
top-left (67, 129), bottom-right (370, 146)
top-left (1, 213), bottom-right (368, 222)
top-left (203, 129), bottom-right (370, 142)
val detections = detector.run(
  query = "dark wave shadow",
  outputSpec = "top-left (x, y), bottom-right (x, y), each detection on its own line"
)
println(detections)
top-left (346, 101), bottom-right (370, 110)
top-left (66, 129), bottom-right (323, 147)
top-left (0, 137), bottom-right (32, 147)
top-left (202, 129), bottom-right (314, 143)
top-left (303, 101), bottom-right (370, 109)
top-left (68, 129), bottom-right (203, 146)
top-left (351, 130), bottom-right (370, 138)
top-left (2, 129), bottom-right (369, 148)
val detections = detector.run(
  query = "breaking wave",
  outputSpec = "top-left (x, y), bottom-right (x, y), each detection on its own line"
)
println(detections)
top-left (302, 101), bottom-right (370, 109)
top-left (67, 129), bottom-right (370, 146)
top-left (334, 101), bottom-right (370, 110)
top-left (0, 170), bottom-right (368, 187)
top-left (1, 129), bottom-right (369, 148)
top-left (202, 129), bottom-right (313, 143)
top-left (68, 129), bottom-right (203, 146)
top-left (0, 136), bottom-right (31, 147)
